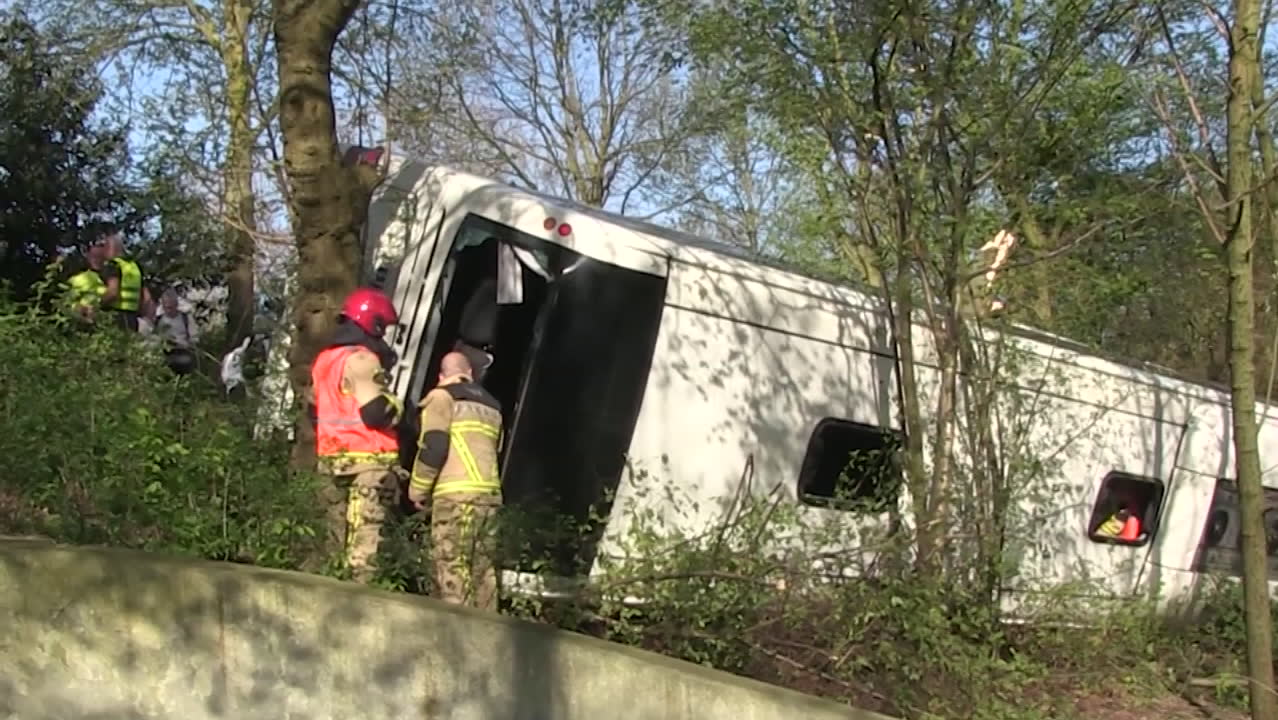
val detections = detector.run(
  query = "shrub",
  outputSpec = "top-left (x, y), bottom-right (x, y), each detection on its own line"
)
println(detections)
top-left (0, 286), bottom-right (325, 569)
top-left (521, 492), bottom-right (1066, 719)
top-left (496, 481), bottom-right (1256, 720)
top-left (0, 279), bottom-right (1260, 720)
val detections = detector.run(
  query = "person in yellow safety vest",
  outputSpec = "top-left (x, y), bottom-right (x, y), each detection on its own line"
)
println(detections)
top-left (66, 267), bottom-right (105, 321)
top-left (409, 350), bottom-right (505, 612)
top-left (1095, 507), bottom-right (1143, 542)
top-left (1094, 489), bottom-right (1145, 542)
top-left (62, 239), bottom-right (108, 323)
top-left (98, 227), bottom-right (154, 332)
top-left (307, 287), bottom-right (405, 584)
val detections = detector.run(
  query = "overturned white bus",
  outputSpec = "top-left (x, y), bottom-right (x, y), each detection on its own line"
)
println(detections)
top-left (356, 153), bottom-right (1278, 616)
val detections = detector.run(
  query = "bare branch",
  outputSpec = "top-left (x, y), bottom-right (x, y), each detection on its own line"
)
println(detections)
top-left (389, 0), bottom-right (697, 210)
top-left (1149, 89), bottom-right (1229, 243)
top-left (1156, 4), bottom-right (1228, 196)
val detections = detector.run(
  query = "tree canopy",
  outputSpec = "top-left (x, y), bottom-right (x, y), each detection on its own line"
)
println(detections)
top-left (0, 12), bottom-right (134, 295)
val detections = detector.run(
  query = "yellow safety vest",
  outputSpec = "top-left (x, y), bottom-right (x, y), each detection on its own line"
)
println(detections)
top-left (65, 269), bottom-right (105, 310)
top-left (109, 257), bottom-right (142, 312)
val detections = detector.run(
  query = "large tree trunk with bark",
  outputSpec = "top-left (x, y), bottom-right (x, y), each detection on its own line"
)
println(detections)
top-left (1224, 1), bottom-right (1278, 718)
top-left (222, 0), bottom-right (258, 351)
top-left (273, 0), bottom-right (378, 470)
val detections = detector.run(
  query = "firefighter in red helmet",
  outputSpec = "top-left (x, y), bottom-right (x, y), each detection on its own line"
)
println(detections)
top-left (307, 287), bottom-right (405, 584)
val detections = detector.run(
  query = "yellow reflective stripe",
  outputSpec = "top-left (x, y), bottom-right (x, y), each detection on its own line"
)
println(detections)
top-left (318, 451), bottom-right (398, 461)
top-left (346, 485), bottom-right (362, 549)
top-left (433, 479), bottom-right (500, 497)
top-left (447, 427), bottom-right (493, 485)
top-left (450, 420), bottom-right (499, 438)
top-left (423, 418), bottom-right (501, 497)
top-left (319, 451), bottom-right (399, 475)
top-left (315, 417), bottom-right (366, 426)
top-left (409, 473), bottom-right (436, 492)
top-left (458, 503), bottom-right (476, 598)
top-left (447, 421), bottom-right (501, 490)
top-left (1095, 516), bottom-right (1123, 537)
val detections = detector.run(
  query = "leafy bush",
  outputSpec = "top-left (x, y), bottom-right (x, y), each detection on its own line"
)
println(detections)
top-left (0, 286), bottom-right (325, 568)
top-left (1148, 579), bottom-right (1278, 709)
top-left (0, 280), bottom-right (1260, 720)
top-left (495, 491), bottom-right (1062, 719)
top-left (495, 481), bottom-right (1257, 720)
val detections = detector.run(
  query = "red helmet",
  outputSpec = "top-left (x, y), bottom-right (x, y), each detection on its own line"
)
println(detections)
top-left (341, 287), bottom-right (398, 337)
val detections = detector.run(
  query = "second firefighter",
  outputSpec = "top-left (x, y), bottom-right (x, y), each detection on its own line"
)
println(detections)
top-left (409, 350), bottom-right (505, 612)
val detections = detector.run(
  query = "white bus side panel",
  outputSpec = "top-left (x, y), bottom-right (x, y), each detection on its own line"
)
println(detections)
top-left (603, 261), bottom-right (900, 570)
top-left (1147, 408), bottom-right (1278, 608)
top-left (990, 388), bottom-right (1184, 597)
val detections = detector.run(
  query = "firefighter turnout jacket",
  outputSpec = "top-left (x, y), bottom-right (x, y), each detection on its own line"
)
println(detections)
top-left (410, 374), bottom-right (504, 503)
top-left (311, 343), bottom-right (404, 475)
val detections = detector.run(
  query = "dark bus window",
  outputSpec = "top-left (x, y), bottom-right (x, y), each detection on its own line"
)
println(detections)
top-left (1086, 471), bottom-right (1165, 548)
top-left (1195, 478), bottom-right (1278, 577)
top-left (393, 213), bottom-right (667, 576)
top-left (501, 254), bottom-right (667, 576)
top-left (797, 418), bottom-right (903, 514)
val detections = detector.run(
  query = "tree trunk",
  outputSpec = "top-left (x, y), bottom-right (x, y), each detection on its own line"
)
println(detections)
top-left (1225, 1), bottom-right (1278, 717)
top-left (273, 0), bottom-right (375, 470)
top-left (222, 0), bottom-right (258, 352)
top-left (959, 333), bottom-right (1009, 608)
top-left (888, 250), bottom-right (935, 576)
top-left (925, 309), bottom-right (961, 576)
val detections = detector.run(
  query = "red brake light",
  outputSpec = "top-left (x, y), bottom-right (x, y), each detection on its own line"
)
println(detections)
top-left (543, 217), bottom-right (557, 230)
top-left (557, 223), bottom-right (572, 236)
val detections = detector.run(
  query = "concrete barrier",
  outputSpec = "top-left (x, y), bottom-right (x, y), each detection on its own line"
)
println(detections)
top-left (0, 539), bottom-right (892, 720)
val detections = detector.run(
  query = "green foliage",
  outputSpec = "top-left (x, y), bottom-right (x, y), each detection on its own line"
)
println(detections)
top-left (0, 8), bottom-right (232, 317)
top-left (1152, 579), bottom-right (1278, 710)
top-left (0, 278), bottom-right (325, 568)
top-left (485, 487), bottom-right (1257, 720)
top-left (125, 153), bottom-right (233, 293)
top-left (547, 489), bottom-right (1048, 719)
top-left (1041, 209), bottom-right (1229, 379)
top-left (0, 10), bottom-right (136, 296)
top-left (0, 304), bottom-right (1256, 720)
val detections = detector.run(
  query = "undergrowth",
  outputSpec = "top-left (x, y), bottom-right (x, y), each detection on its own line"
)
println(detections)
top-left (487, 481), bottom-right (1271, 719)
top-left (0, 282), bottom-right (326, 568)
top-left (0, 282), bottom-right (1268, 720)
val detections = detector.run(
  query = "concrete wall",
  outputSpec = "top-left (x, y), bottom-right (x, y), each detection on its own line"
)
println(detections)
top-left (0, 539), bottom-right (891, 720)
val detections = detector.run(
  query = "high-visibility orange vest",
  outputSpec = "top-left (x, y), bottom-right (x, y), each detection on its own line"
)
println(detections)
top-left (311, 345), bottom-right (398, 464)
